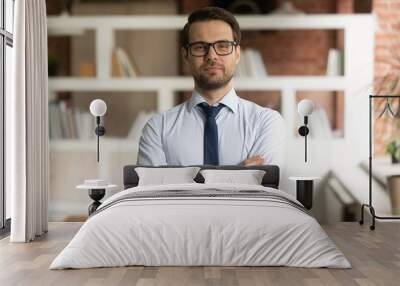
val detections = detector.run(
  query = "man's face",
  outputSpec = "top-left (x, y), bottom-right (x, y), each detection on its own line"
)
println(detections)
top-left (182, 20), bottom-right (240, 91)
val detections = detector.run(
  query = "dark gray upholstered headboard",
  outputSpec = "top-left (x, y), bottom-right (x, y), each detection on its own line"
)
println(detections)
top-left (123, 165), bottom-right (280, 189)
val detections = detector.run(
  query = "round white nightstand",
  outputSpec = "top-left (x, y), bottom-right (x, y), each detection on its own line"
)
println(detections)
top-left (289, 176), bottom-right (320, 210)
top-left (77, 180), bottom-right (117, 215)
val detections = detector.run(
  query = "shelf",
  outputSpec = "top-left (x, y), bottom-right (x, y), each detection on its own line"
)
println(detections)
top-left (46, 13), bottom-right (377, 223)
top-left (50, 138), bottom-right (138, 151)
top-left (47, 14), bottom-right (375, 34)
top-left (46, 12), bottom-right (375, 171)
top-left (48, 76), bottom-right (349, 92)
top-left (50, 137), bottom-right (346, 152)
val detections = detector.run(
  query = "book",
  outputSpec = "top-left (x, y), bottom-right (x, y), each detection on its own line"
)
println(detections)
top-left (78, 111), bottom-right (96, 140)
top-left (58, 100), bottom-right (71, 138)
top-left (49, 99), bottom-right (82, 139)
top-left (249, 48), bottom-right (268, 77)
top-left (66, 106), bottom-right (78, 139)
top-left (244, 48), bottom-right (267, 78)
top-left (111, 50), bottom-right (123, 77)
top-left (235, 53), bottom-right (248, 77)
top-left (326, 48), bottom-right (344, 76)
top-left (49, 100), bottom-right (63, 139)
top-left (114, 47), bottom-right (140, 77)
top-left (235, 48), bottom-right (267, 78)
top-left (79, 62), bottom-right (95, 77)
top-left (308, 107), bottom-right (333, 138)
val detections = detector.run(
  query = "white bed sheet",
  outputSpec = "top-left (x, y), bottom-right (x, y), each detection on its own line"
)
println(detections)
top-left (50, 183), bottom-right (351, 269)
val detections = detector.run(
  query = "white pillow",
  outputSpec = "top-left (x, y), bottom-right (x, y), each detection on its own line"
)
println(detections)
top-left (200, 169), bottom-right (266, 185)
top-left (135, 167), bottom-right (201, 186)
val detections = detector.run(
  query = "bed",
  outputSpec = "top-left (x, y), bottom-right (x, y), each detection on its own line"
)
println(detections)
top-left (50, 165), bottom-right (350, 269)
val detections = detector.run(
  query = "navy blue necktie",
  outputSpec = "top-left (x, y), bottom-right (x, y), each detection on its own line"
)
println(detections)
top-left (198, 102), bottom-right (225, 165)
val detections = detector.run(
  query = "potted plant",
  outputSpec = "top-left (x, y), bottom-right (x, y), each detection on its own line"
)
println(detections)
top-left (48, 53), bottom-right (59, 76)
top-left (388, 174), bottom-right (400, 215)
top-left (386, 139), bottom-right (400, 164)
top-left (386, 139), bottom-right (400, 215)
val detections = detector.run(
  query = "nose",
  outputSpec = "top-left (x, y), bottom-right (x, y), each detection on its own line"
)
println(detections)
top-left (205, 44), bottom-right (218, 61)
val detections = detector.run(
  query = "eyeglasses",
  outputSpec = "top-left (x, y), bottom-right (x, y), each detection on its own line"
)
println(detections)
top-left (185, 40), bottom-right (238, 57)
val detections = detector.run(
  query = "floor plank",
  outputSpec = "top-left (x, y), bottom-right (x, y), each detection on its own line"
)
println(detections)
top-left (0, 222), bottom-right (399, 286)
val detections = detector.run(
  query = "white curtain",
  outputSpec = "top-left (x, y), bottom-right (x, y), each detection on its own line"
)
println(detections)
top-left (7, 0), bottom-right (49, 242)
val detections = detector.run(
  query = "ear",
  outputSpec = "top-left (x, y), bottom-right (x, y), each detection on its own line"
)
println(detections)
top-left (235, 45), bottom-right (241, 65)
top-left (181, 46), bottom-right (189, 65)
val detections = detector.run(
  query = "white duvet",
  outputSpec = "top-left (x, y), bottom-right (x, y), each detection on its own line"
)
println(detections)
top-left (50, 183), bottom-right (351, 269)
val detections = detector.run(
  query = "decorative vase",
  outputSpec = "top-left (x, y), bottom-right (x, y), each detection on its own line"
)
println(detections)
top-left (391, 154), bottom-right (399, 164)
top-left (387, 175), bottom-right (400, 215)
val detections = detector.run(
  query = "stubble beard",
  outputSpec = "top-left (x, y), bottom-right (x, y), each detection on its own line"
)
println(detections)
top-left (193, 65), bottom-right (235, 91)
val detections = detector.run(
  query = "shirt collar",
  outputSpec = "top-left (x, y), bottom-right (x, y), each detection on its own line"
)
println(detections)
top-left (188, 88), bottom-right (239, 113)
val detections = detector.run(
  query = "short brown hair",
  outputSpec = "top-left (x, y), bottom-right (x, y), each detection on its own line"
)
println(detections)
top-left (181, 7), bottom-right (241, 47)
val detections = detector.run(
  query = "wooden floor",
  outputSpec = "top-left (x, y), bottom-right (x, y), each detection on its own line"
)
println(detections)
top-left (0, 222), bottom-right (399, 286)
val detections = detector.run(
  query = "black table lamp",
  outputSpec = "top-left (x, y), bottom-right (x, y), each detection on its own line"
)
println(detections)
top-left (290, 99), bottom-right (318, 210)
top-left (298, 99), bottom-right (314, 162)
top-left (89, 99), bottom-right (107, 162)
top-left (77, 99), bottom-right (114, 216)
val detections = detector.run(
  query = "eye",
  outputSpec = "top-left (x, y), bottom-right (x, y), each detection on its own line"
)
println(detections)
top-left (216, 41), bottom-right (231, 49)
top-left (192, 44), bottom-right (207, 51)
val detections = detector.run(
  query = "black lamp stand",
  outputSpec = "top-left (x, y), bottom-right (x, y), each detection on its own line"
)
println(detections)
top-left (292, 115), bottom-right (315, 209)
top-left (359, 95), bottom-right (400, 230)
top-left (298, 116), bottom-right (310, 162)
top-left (95, 116), bottom-right (106, 162)
top-left (296, 180), bottom-right (313, 210)
top-left (88, 188), bottom-right (106, 215)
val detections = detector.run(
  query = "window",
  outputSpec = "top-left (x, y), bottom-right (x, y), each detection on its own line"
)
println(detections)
top-left (1, 0), bottom-right (14, 234)
top-left (5, 0), bottom-right (13, 33)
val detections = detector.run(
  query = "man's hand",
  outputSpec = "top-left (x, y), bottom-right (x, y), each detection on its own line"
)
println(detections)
top-left (242, 155), bottom-right (264, 166)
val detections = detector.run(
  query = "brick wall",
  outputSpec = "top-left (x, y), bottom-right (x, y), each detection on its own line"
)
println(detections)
top-left (373, 0), bottom-right (400, 155)
top-left (179, 0), bottom-right (343, 131)
top-left (46, 0), bottom-right (71, 76)
top-left (47, 0), bottom-right (390, 145)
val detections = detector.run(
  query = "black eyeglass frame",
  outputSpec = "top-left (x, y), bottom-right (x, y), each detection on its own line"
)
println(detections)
top-left (185, 40), bottom-right (239, 57)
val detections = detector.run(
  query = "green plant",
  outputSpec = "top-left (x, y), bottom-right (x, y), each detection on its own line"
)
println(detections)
top-left (48, 53), bottom-right (59, 76)
top-left (386, 139), bottom-right (400, 163)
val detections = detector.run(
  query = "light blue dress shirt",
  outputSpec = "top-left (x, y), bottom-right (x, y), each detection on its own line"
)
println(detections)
top-left (137, 88), bottom-right (285, 167)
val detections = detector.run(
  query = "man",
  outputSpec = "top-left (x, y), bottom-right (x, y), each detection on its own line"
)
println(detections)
top-left (137, 7), bottom-right (285, 167)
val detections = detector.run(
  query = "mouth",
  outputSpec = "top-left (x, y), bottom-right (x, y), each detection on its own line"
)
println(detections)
top-left (204, 66), bottom-right (224, 73)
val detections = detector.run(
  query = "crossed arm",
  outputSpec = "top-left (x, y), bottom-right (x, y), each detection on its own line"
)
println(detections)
top-left (137, 110), bottom-right (285, 167)
top-left (244, 109), bottom-right (285, 167)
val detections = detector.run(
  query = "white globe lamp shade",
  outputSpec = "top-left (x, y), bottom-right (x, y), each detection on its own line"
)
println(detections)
top-left (90, 99), bottom-right (107, 117)
top-left (298, 99), bottom-right (314, 117)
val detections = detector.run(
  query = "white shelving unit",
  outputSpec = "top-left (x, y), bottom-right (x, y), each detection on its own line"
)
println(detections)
top-left (47, 14), bottom-right (375, 190)
top-left (47, 14), bottom-right (375, 143)
top-left (48, 76), bottom-right (348, 91)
